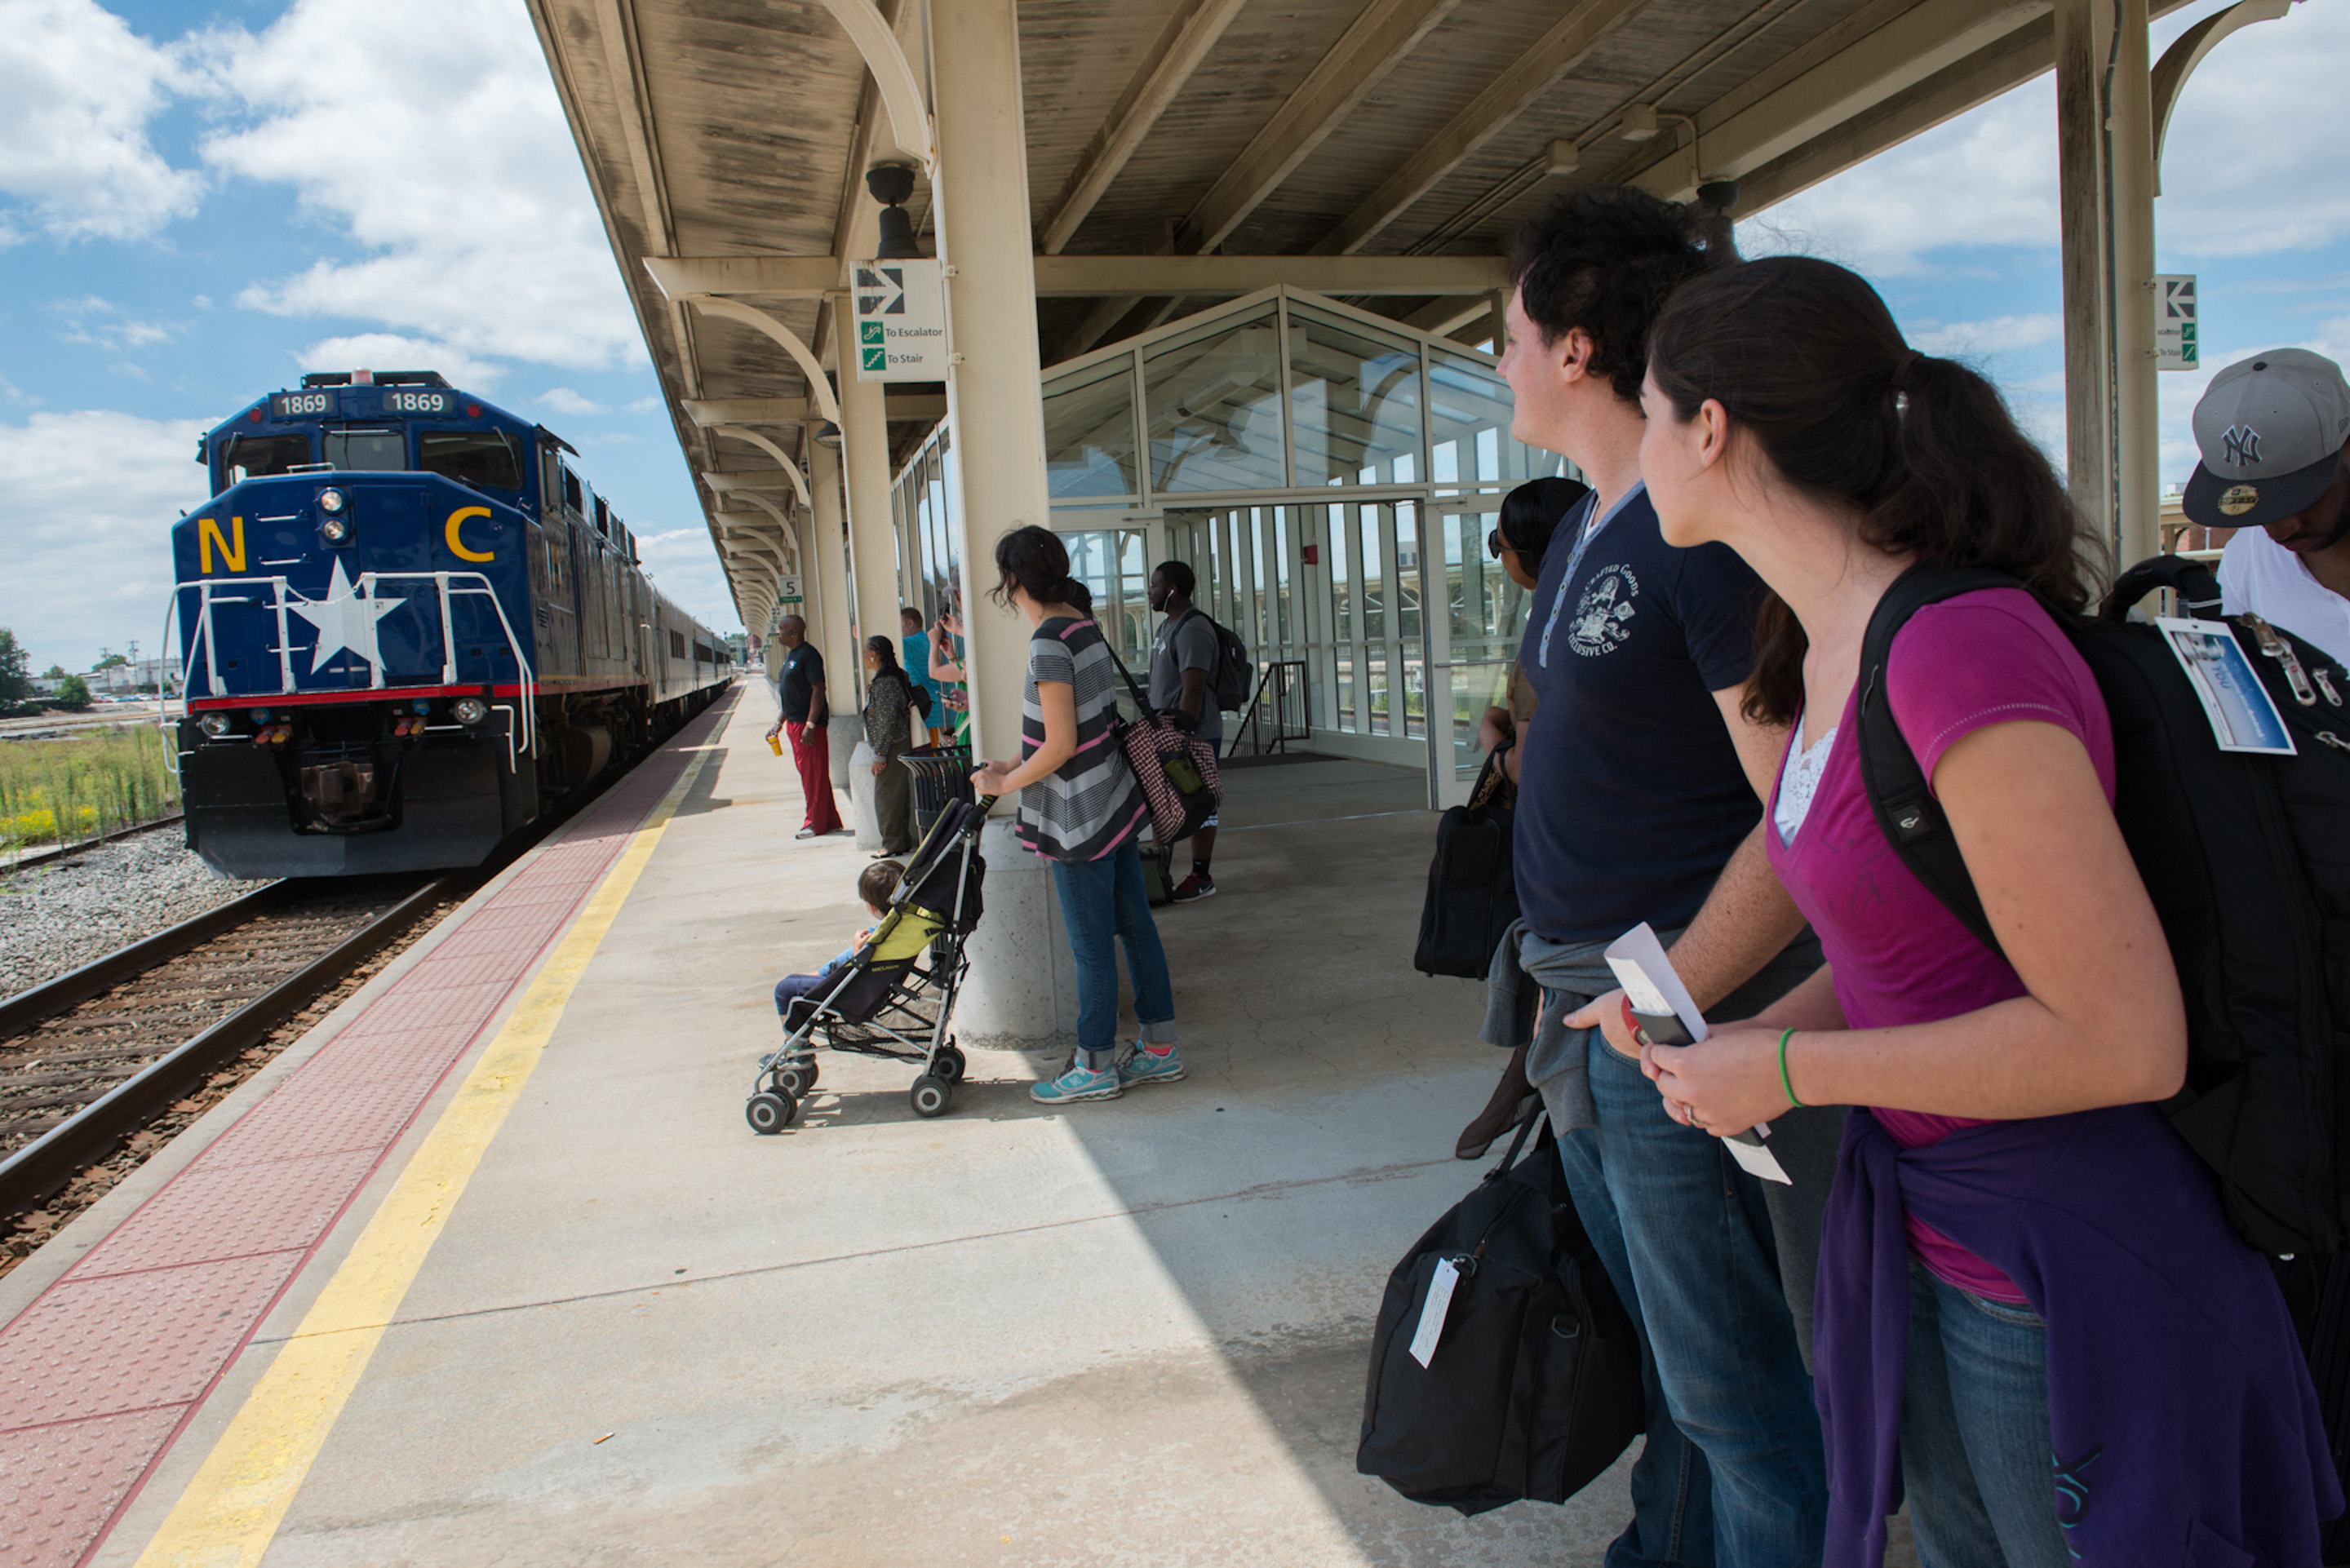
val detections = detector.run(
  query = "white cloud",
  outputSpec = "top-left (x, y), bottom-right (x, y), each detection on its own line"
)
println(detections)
top-left (1740, 78), bottom-right (2057, 275)
top-left (626, 396), bottom-right (663, 414)
top-left (539, 388), bottom-right (606, 416)
top-left (1745, 1), bottom-right (2350, 277)
top-left (632, 526), bottom-right (741, 633)
top-left (0, 409), bottom-right (211, 671)
top-left (1908, 312), bottom-right (2063, 357)
top-left (2156, 1), bottom-right (2350, 258)
top-left (0, 0), bottom-right (202, 244)
top-left (293, 333), bottom-right (503, 392)
top-left (51, 294), bottom-right (175, 351)
top-left (196, 0), bottom-right (641, 373)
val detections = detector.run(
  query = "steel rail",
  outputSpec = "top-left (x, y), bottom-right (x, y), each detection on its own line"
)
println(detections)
top-left (0, 876), bottom-right (450, 1219)
top-left (0, 879), bottom-right (294, 1040)
top-left (1, 813), bottom-right (188, 876)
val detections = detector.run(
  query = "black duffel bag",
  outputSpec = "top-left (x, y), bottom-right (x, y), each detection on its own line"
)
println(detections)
top-left (1413, 739), bottom-right (1517, 978)
top-left (1358, 1113), bottom-right (1643, 1513)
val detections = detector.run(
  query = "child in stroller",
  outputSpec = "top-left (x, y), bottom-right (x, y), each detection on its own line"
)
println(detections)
top-left (771, 860), bottom-right (902, 1018)
top-left (746, 799), bottom-right (989, 1133)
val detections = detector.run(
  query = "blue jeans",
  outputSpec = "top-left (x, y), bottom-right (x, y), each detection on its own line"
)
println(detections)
top-left (1550, 971), bottom-right (1829, 1566)
top-left (1900, 1262), bottom-right (2069, 1568)
top-left (1049, 841), bottom-right (1175, 1057)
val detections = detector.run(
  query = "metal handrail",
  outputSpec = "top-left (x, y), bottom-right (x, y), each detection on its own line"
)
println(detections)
top-left (160, 571), bottom-right (537, 770)
top-left (1235, 658), bottom-right (1311, 756)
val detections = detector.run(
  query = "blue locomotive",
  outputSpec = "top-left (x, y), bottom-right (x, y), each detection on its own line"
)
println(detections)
top-left (169, 370), bottom-right (730, 878)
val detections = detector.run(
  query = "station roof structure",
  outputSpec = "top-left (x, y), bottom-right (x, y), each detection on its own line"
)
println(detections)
top-left (524, 0), bottom-right (2193, 630)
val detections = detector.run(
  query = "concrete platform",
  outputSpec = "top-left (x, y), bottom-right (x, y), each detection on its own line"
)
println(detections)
top-left (4, 680), bottom-right (1912, 1566)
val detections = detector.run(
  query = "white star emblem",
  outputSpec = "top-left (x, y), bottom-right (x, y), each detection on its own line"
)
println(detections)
top-left (288, 559), bottom-right (405, 675)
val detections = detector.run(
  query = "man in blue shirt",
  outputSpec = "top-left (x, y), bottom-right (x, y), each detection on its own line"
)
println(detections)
top-left (899, 606), bottom-right (939, 745)
top-left (1488, 186), bottom-right (1828, 1565)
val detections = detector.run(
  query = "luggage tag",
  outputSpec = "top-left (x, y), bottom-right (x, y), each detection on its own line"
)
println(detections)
top-left (2158, 617), bottom-right (2298, 755)
top-left (1409, 1256), bottom-right (1470, 1369)
top-left (1604, 924), bottom-right (1792, 1185)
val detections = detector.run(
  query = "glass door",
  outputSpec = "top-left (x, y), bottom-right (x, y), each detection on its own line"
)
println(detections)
top-left (1061, 527), bottom-right (1153, 666)
top-left (1431, 498), bottom-right (1534, 806)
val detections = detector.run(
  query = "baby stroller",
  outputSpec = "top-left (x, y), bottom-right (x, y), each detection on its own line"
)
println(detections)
top-left (746, 796), bottom-right (990, 1132)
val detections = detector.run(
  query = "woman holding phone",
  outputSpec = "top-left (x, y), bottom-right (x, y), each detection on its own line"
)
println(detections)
top-left (1630, 255), bottom-right (2334, 1565)
top-left (968, 526), bottom-right (1180, 1105)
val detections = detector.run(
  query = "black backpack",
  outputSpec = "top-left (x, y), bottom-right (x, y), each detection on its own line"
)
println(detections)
top-left (1358, 1114), bottom-right (1644, 1513)
top-left (1177, 609), bottom-right (1256, 712)
top-left (1857, 555), bottom-right (2350, 1256)
top-left (1414, 743), bottom-right (1518, 979)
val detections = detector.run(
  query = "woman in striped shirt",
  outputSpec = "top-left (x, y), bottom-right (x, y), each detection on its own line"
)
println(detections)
top-left (971, 526), bottom-right (1182, 1105)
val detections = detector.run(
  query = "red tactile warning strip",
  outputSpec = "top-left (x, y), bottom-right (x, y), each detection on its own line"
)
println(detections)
top-left (0, 692), bottom-right (735, 1568)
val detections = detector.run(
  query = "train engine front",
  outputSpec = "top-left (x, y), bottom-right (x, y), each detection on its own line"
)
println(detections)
top-left (171, 373), bottom-right (543, 877)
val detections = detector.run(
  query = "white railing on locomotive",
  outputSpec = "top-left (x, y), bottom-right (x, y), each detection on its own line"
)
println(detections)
top-left (160, 572), bottom-right (537, 771)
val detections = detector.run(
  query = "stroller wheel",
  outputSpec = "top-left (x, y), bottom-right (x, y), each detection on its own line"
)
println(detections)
top-left (778, 1058), bottom-right (820, 1096)
top-left (908, 1075), bottom-right (952, 1119)
top-left (746, 1090), bottom-right (798, 1135)
top-left (931, 1045), bottom-right (966, 1086)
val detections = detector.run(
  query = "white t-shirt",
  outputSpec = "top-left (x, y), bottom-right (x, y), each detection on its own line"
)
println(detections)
top-left (2218, 529), bottom-right (2350, 670)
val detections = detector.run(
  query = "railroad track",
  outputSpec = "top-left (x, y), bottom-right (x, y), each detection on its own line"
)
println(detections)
top-left (0, 875), bottom-right (455, 1221)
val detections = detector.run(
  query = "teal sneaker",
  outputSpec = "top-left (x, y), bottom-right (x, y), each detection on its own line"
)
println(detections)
top-left (1118, 1043), bottom-right (1186, 1087)
top-left (1031, 1058), bottom-right (1123, 1105)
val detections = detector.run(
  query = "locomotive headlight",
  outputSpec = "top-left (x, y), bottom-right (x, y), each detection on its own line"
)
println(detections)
top-left (198, 712), bottom-right (230, 738)
top-left (452, 697), bottom-right (489, 725)
top-left (320, 514), bottom-right (351, 543)
top-left (317, 487), bottom-right (347, 513)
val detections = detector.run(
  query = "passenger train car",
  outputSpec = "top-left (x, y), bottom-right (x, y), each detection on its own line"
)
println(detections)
top-left (168, 370), bottom-right (730, 878)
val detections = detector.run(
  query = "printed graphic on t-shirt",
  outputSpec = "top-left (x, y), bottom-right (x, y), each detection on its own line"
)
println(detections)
top-left (1568, 565), bottom-right (1638, 657)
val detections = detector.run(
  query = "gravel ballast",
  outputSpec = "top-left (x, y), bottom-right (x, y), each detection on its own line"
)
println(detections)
top-left (0, 831), bottom-right (271, 999)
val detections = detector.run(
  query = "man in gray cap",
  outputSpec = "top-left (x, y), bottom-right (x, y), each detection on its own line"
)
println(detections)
top-left (2187, 347), bottom-right (2350, 666)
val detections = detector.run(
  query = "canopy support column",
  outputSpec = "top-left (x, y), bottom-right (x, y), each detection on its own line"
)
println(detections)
top-left (2055, 0), bottom-right (2159, 574)
top-left (931, 0), bottom-right (1078, 1048)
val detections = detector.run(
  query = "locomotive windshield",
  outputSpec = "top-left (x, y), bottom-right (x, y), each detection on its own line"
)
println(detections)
top-left (220, 432), bottom-right (312, 484)
top-left (323, 429), bottom-right (406, 471)
top-left (419, 428), bottom-right (521, 489)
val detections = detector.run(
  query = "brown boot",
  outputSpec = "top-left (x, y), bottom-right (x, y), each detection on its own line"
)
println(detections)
top-left (1456, 1044), bottom-right (1535, 1160)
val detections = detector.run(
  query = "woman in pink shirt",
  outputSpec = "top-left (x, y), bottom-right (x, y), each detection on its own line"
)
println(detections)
top-left (1629, 256), bottom-right (2332, 1566)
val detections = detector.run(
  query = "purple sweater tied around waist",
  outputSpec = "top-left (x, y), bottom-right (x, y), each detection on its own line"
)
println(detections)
top-left (1816, 1104), bottom-right (2339, 1566)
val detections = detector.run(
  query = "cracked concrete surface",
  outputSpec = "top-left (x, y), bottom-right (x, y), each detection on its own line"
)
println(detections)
top-left (96, 695), bottom-right (1913, 1566)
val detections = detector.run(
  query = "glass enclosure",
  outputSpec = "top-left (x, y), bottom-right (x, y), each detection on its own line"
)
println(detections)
top-left (876, 286), bottom-right (1576, 805)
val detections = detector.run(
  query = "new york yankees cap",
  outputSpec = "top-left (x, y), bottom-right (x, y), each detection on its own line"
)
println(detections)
top-left (2184, 348), bottom-right (2350, 529)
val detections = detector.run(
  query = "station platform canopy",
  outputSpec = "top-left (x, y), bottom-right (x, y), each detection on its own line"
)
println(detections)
top-left (522, 0), bottom-right (2300, 1041)
top-left (528, 0), bottom-right (2188, 626)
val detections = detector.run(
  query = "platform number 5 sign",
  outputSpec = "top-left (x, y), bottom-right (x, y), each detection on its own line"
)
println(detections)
top-left (2155, 275), bottom-right (2198, 370)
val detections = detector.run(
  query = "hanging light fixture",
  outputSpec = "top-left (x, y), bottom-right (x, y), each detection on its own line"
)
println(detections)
top-left (867, 162), bottom-right (923, 259)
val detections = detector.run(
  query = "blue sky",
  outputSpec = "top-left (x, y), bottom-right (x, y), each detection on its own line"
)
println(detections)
top-left (2, 0), bottom-right (2348, 674)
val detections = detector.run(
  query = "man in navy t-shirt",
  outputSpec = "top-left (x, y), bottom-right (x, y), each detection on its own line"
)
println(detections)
top-left (1488, 187), bottom-right (1828, 1565)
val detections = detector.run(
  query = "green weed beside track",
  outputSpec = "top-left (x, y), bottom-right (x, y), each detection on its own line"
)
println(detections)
top-left (0, 725), bottom-right (181, 852)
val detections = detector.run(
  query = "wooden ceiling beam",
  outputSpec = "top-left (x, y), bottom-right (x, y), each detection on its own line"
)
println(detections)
top-left (1038, 0), bottom-right (1253, 255)
top-left (1313, 0), bottom-right (1654, 256)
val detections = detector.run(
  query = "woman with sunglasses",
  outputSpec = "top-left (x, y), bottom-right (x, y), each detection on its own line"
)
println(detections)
top-left (1457, 472), bottom-right (1589, 1160)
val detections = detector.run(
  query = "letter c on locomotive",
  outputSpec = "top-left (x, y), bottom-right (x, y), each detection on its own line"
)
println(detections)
top-left (444, 505), bottom-right (496, 563)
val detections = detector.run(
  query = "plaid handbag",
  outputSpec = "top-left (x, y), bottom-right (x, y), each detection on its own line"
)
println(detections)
top-left (1103, 641), bottom-right (1222, 845)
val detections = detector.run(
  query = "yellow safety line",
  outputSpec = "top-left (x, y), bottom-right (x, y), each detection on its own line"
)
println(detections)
top-left (132, 737), bottom-right (719, 1568)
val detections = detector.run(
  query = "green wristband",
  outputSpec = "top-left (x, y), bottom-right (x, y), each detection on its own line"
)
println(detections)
top-left (1778, 1028), bottom-right (1807, 1110)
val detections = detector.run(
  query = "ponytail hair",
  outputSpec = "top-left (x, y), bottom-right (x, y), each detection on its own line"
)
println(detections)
top-left (991, 525), bottom-right (1094, 617)
top-left (1644, 255), bottom-right (2097, 726)
top-left (863, 633), bottom-right (902, 672)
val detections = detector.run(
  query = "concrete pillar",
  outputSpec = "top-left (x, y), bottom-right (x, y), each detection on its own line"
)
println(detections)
top-left (809, 442), bottom-right (862, 786)
top-left (847, 738), bottom-right (884, 849)
top-left (933, 0), bottom-right (1051, 769)
top-left (930, 0), bottom-right (1076, 1048)
top-left (2055, 0), bottom-right (2161, 576)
